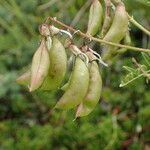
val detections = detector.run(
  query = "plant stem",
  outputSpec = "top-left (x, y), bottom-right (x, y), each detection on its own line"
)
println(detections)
top-left (128, 15), bottom-right (150, 37)
top-left (47, 16), bottom-right (150, 53)
top-left (38, 0), bottom-right (59, 10)
top-left (104, 115), bottom-right (118, 150)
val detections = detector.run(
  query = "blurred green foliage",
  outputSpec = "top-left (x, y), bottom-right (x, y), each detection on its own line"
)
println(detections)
top-left (0, 0), bottom-right (150, 149)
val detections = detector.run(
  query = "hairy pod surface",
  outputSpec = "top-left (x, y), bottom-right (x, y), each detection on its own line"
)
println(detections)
top-left (76, 61), bottom-right (102, 117)
top-left (55, 57), bottom-right (89, 110)
top-left (30, 39), bottom-right (50, 92)
top-left (87, 0), bottom-right (103, 36)
top-left (40, 37), bottom-right (67, 90)
top-left (16, 70), bottom-right (30, 86)
top-left (102, 3), bottom-right (128, 60)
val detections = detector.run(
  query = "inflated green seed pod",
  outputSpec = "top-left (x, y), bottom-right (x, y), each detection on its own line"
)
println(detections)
top-left (55, 57), bottom-right (89, 110)
top-left (16, 70), bottom-right (30, 86)
top-left (87, 0), bottom-right (103, 36)
top-left (102, 2), bottom-right (128, 60)
top-left (76, 61), bottom-right (102, 117)
top-left (40, 37), bottom-right (67, 91)
top-left (30, 39), bottom-right (50, 92)
top-left (17, 38), bottom-right (67, 91)
top-left (103, 3), bottom-right (128, 43)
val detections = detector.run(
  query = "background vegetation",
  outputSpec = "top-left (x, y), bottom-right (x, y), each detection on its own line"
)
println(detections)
top-left (0, 0), bottom-right (150, 149)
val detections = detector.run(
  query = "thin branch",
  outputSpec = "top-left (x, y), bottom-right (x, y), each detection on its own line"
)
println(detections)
top-left (38, 0), bottom-right (59, 10)
top-left (128, 15), bottom-right (150, 37)
top-left (100, 0), bottom-right (112, 38)
top-left (70, 0), bottom-right (92, 26)
top-left (47, 16), bottom-right (150, 53)
top-left (104, 115), bottom-right (118, 150)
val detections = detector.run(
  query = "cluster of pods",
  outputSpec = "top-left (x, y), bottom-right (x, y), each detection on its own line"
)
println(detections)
top-left (17, 0), bottom-right (130, 118)
top-left (87, 0), bottom-right (130, 60)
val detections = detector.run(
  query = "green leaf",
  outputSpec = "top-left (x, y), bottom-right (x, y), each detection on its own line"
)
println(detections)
top-left (120, 65), bottom-right (150, 87)
top-left (122, 66), bottom-right (135, 73)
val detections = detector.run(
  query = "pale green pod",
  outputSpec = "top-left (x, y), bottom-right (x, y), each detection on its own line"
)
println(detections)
top-left (55, 57), bottom-right (89, 110)
top-left (30, 39), bottom-right (50, 92)
top-left (102, 3), bottom-right (128, 60)
top-left (103, 3), bottom-right (128, 43)
top-left (40, 37), bottom-right (67, 91)
top-left (123, 31), bottom-right (131, 45)
top-left (87, 0), bottom-right (103, 36)
top-left (16, 70), bottom-right (30, 86)
top-left (100, 0), bottom-right (114, 38)
top-left (76, 61), bottom-right (102, 117)
top-left (101, 15), bottom-right (112, 38)
top-left (117, 31), bottom-right (131, 54)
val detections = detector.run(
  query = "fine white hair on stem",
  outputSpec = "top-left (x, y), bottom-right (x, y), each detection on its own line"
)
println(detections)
top-left (89, 48), bottom-right (108, 67)
top-left (59, 30), bottom-right (73, 39)
top-left (81, 52), bottom-right (89, 65)
top-left (97, 58), bottom-right (108, 67)
top-left (73, 30), bottom-right (80, 36)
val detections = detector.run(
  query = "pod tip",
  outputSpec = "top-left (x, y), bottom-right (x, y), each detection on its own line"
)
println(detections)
top-left (29, 88), bottom-right (32, 92)
top-left (29, 86), bottom-right (34, 92)
top-left (72, 117), bottom-right (77, 122)
top-left (53, 105), bottom-right (57, 110)
top-left (29, 83), bottom-right (38, 92)
top-left (52, 105), bottom-right (57, 111)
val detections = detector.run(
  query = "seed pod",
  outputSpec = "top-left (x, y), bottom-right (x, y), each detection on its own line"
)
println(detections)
top-left (100, 0), bottom-right (114, 38)
top-left (40, 37), bottom-right (67, 90)
top-left (103, 3), bottom-right (128, 43)
top-left (16, 70), bottom-right (30, 86)
top-left (55, 57), bottom-right (89, 110)
top-left (87, 0), bottom-right (103, 36)
top-left (76, 61), bottom-right (102, 117)
top-left (117, 31), bottom-right (132, 54)
top-left (102, 2), bottom-right (128, 60)
top-left (30, 39), bottom-right (50, 92)
top-left (123, 30), bottom-right (131, 45)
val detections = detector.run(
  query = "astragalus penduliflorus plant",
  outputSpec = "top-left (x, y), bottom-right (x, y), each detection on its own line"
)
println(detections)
top-left (16, 0), bottom-right (150, 119)
top-left (0, 0), bottom-right (150, 149)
